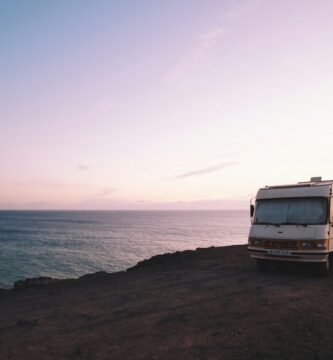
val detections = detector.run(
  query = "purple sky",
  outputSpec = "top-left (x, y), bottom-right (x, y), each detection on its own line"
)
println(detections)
top-left (1, 0), bottom-right (333, 210)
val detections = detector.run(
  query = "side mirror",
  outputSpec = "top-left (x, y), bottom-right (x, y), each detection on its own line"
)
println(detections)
top-left (250, 204), bottom-right (254, 218)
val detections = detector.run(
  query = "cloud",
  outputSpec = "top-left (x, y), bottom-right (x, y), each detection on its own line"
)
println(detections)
top-left (97, 187), bottom-right (118, 198)
top-left (77, 164), bottom-right (89, 171)
top-left (226, 0), bottom-right (263, 19)
top-left (130, 198), bottom-right (249, 210)
top-left (11, 180), bottom-right (82, 188)
top-left (173, 161), bottom-right (238, 180)
top-left (199, 27), bottom-right (225, 49)
top-left (165, 26), bottom-right (225, 83)
top-left (165, 0), bottom-right (265, 84)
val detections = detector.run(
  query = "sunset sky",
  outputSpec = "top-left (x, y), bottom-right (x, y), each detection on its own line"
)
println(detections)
top-left (1, 0), bottom-right (333, 210)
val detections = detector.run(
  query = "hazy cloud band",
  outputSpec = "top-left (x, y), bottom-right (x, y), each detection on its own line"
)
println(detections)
top-left (173, 161), bottom-right (238, 179)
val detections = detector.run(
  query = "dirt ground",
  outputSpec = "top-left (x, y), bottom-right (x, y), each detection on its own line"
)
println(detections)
top-left (1, 245), bottom-right (333, 360)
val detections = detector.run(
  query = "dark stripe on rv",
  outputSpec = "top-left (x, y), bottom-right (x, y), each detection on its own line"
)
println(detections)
top-left (247, 248), bottom-right (329, 256)
top-left (293, 251), bottom-right (329, 255)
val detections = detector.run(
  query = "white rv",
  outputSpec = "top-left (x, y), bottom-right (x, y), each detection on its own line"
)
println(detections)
top-left (248, 177), bottom-right (333, 274)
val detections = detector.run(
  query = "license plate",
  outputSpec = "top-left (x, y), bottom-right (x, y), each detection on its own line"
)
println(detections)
top-left (267, 249), bottom-right (291, 256)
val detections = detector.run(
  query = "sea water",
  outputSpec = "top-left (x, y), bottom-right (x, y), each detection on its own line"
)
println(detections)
top-left (0, 210), bottom-right (250, 288)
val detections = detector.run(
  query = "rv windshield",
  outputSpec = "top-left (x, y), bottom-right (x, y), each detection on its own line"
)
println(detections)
top-left (254, 197), bottom-right (328, 225)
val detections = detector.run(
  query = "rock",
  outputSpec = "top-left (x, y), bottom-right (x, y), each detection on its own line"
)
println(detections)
top-left (79, 271), bottom-right (109, 280)
top-left (14, 277), bottom-right (59, 290)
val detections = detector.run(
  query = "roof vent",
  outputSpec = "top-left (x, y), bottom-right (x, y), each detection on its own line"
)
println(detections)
top-left (310, 176), bottom-right (322, 182)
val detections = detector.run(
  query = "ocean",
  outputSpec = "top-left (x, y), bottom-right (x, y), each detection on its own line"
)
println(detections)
top-left (0, 210), bottom-right (250, 288)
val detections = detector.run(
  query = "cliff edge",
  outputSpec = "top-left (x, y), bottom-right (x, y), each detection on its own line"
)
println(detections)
top-left (0, 245), bottom-right (332, 360)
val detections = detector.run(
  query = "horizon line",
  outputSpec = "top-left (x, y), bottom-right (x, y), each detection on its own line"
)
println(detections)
top-left (0, 208), bottom-right (248, 212)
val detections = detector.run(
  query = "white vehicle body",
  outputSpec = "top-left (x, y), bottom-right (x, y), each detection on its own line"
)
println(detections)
top-left (248, 178), bottom-right (333, 268)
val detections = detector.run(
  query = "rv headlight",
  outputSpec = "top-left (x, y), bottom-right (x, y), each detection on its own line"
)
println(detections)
top-left (301, 240), bottom-right (328, 250)
top-left (248, 238), bottom-right (263, 247)
top-left (301, 241), bottom-right (313, 249)
top-left (315, 241), bottom-right (327, 249)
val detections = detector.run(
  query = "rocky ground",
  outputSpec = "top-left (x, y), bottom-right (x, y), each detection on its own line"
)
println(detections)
top-left (1, 245), bottom-right (333, 360)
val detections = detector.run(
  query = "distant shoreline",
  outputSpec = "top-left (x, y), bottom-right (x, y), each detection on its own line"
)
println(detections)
top-left (0, 209), bottom-right (248, 212)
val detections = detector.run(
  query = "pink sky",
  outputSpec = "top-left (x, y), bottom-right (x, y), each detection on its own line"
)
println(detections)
top-left (1, 0), bottom-right (333, 210)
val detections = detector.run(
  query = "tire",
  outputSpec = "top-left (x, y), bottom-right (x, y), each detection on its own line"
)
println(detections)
top-left (257, 259), bottom-right (268, 272)
top-left (317, 257), bottom-right (331, 276)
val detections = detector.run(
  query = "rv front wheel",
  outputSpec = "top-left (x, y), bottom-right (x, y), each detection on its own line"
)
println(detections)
top-left (317, 257), bottom-right (331, 276)
top-left (256, 259), bottom-right (268, 272)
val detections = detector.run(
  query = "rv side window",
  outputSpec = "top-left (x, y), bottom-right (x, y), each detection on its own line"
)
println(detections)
top-left (331, 198), bottom-right (333, 223)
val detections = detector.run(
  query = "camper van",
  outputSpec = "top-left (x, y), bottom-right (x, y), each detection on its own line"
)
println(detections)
top-left (248, 177), bottom-right (333, 274)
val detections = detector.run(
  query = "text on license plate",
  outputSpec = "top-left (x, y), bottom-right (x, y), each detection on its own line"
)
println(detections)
top-left (267, 249), bottom-right (291, 256)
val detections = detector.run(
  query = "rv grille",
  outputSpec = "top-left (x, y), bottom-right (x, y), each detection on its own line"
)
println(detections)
top-left (263, 240), bottom-right (297, 249)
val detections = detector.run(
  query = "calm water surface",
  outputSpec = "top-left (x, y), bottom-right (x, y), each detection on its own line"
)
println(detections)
top-left (0, 210), bottom-right (250, 288)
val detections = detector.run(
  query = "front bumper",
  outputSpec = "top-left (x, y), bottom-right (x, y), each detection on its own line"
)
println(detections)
top-left (248, 247), bottom-right (329, 263)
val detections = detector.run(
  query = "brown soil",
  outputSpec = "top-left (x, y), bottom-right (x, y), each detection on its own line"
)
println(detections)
top-left (1, 245), bottom-right (333, 360)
